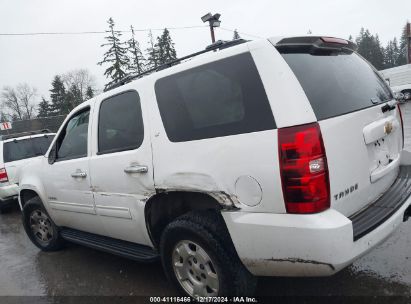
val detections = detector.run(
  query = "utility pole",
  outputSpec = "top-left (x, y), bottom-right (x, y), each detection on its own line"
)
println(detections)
top-left (201, 13), bottom-right (221, 43)
top-left (407, 22), bottom-right (411, 64)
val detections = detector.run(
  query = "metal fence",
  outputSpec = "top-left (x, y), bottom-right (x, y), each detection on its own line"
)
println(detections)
top-left (0, 115), bottom-right (66, 136)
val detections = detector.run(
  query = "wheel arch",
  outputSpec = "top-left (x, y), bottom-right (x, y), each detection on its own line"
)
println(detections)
top-left (144, 190), bottom-right (235, 249)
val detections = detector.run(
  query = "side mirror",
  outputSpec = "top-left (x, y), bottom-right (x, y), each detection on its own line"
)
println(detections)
top-left (404, 92), bottom-right (411, 101)
top-left (48, 143), bottom-right (57, 165)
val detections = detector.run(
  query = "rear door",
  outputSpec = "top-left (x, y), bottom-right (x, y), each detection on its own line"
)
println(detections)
top-left (89, 90), bottom-right (155, 245)
top-left (277, 39), bottom-right (401, 216)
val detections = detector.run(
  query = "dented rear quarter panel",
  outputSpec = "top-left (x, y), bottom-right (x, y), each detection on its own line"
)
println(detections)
top-left (145, 40), bottom-right (316, 213)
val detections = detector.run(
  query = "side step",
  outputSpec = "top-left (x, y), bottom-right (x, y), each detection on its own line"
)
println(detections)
top-left (60, 228), bottom-right (159, 262)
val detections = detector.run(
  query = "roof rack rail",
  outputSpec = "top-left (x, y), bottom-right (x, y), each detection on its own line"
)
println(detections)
top-left (104, 39), bottom-right (248, 92)
top-left (0, 129), bottom-right (52, 141)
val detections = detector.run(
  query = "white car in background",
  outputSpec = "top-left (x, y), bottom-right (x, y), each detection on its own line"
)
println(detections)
top-left (380, 64), bottom-right (411, 150)
top-left (0, 130), bottom-right (55, 213)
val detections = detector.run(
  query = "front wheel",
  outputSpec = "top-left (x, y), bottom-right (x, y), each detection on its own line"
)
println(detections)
top-left (160, 211), bottom-right (256, 297)
top-left (22, 196), bottom-right (64, 251)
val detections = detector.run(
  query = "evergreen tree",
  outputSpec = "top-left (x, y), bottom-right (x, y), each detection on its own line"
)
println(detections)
top-left (98, 18), bottom-right (129, 89)
top-left (156, 28), bottom-right (177, 65)
top-left (49, 75), bottom-right (68, 115)
top-left (66, 84), bottom-right (83, 110)
top-left (85, 86), bottom-right (94, 100)
top-left (384, 38), bottom-right (401, 69)
top-left (348, 35), bottom-right (353, 41)
top-left (146, 30), bottom-right (159, 69)
top-left (37, 97), bottom-right (51, 118)
top-left (355, 28), bottom-right (384, 70)
top-left (127, 25), bottom-right (145, 75)
top-left (233, 29), bottom-right (241, 40)
top-left (398, 24), bottom-right (408, 66)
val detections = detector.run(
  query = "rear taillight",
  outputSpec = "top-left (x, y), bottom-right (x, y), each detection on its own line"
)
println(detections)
top-left (398, 105), bottom-right (404, 148)
top-left (278, 123), bottom-right (330, 214)
top-left (0, 168), bottom-right (8, 183)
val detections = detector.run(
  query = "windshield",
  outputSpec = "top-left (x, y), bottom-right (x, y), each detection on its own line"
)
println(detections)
top-left (3, 135), bottom-right (55, 163)
top-left (279, 50), bottom-right (393, 120)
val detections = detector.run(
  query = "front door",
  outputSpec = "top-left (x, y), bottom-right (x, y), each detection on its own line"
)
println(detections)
top-left (43, 106), bottom-right (102, 234)
top-left (89, 90), bottom-right (155, 246)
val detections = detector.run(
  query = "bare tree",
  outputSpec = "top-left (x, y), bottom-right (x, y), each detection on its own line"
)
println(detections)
top-left (1, 86), bottom-right (23, 120)
top-left (17, 83), bottom-right (36, 119)
top-left (1, 83), bottom-right (37, 121)
top-left (61, 69), bottom-right (97, 103)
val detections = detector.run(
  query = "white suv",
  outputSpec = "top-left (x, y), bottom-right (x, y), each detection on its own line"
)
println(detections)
top-left (19, 37), bottom-right (411, 297)
top-left (0, 130), bottom-right (54, 213)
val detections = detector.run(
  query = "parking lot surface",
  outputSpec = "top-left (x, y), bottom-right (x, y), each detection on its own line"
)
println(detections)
top-left (0, 204), bottom-right (410, 301)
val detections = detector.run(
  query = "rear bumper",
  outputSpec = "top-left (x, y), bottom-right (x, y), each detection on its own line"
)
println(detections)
top-left (0, 183), bottom-right (19, 203)
top-left (222, 167), bottom-right (411, 277)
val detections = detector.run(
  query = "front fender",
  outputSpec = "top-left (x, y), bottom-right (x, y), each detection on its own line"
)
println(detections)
top-left (18, 158), bottom-right (49, 212)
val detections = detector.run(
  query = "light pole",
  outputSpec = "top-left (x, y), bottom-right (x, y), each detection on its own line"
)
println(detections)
top-left (201, 13), bottom-right (221, 43)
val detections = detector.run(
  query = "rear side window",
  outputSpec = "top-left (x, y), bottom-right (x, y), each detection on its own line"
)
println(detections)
top-left (155, 52), bottom-right (276, 142)
top-left (280, 50), bottom-right (393, 120)
top-left (56, 109), bottom-right (89, 160)
top-left (3, 135), bottom-right (55, 163)
top-left (98, 91), bottom-right (144, 154)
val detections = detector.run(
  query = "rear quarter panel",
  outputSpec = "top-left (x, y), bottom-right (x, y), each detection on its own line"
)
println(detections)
top-left (146, 40), bottom-right (317, 213)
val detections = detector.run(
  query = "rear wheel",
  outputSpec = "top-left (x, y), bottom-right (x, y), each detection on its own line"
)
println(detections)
top-left (160, 211), bottom-right (256, 297)
top-left (22, 196), bottom-right (64, 251)
top-left (0, 205), bottom-right (12, 214)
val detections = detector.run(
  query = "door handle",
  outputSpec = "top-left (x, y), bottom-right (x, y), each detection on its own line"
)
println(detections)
top-left (71, 171), bottom-right (87, 178)
top-left (124, 165), bottom-right (148, 174)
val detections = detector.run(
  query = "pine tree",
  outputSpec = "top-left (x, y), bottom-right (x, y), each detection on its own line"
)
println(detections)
top-left (398, 24), bottom-right (408, 66)
top-left (156, 28), bottom-right (177, 65)
top-left (37, 97), bottom-right (51, 118)
top-left (98, 17), bottom-right (129, 89)
top-left (146, 30), bottom-right (159, 69)
top-left (66, 84), bottom-right (83, 110)
top-left (127, 25), bottom-right (145, 75)
top-left (85, 86), bottom-right (94, 100)
top-left (49, 75), bottom-right (68, 115)
top-left (233, 29), bottom-right (241, 40)
top-left (355, 28), bottom-right (384, 70)
top-left (384, 38), bottom-right (401, 69)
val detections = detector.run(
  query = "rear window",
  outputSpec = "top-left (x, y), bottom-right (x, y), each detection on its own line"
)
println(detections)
top-left (280, 50), bottom-right (393, 120)
top-left (3, 135), bottom-right (55, 163)
top-left (155, 52), bottom-right (276, 142)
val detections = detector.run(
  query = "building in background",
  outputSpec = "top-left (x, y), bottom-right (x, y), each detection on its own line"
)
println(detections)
top-left (0, 115), bottom-right (66, 137)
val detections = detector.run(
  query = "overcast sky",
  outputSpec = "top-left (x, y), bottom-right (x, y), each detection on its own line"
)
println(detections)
top-left (0, 0), bottom-right (410, 106)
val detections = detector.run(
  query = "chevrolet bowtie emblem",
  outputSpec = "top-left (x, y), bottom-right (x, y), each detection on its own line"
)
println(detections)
top-left (384, 121), bottom-right (393, 135)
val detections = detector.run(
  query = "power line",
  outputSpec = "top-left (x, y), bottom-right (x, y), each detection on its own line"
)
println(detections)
top-left (220, 27), bottom-right (263, 39)
top-left (0, 25), bottom-right (263, 39)
top-left (0, 25), bottom-right (208, 36)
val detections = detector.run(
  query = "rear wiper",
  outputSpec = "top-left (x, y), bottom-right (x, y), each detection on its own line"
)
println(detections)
top-left (381, 99), bottom-right (398, 113)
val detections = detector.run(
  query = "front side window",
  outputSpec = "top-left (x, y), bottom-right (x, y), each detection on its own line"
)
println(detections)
top-left (56, 108), bottom-right (89, 160)
top-left (155, 52), bottom-right (276, 142)
top-left (98, 91), bottom-right (144, 154)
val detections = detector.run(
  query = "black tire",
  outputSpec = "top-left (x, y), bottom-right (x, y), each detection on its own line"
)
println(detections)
top-left (160, 210), bottom-right (257, 297)
top-left (22, 196), bottom-right (64, 251)
top-left (0, 205), bottom-right (12, 214)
